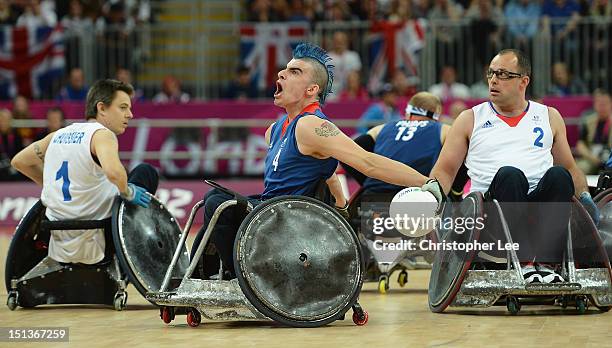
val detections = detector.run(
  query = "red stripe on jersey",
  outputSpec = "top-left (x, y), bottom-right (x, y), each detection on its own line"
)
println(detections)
top-left (281, 102), bottom-right (320, 137)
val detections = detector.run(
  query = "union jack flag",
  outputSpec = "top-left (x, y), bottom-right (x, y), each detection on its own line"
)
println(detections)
top-left (367, 20), bottom-right (426, 93)
top-left (240, 23), bottom-right (309, 90)
top-left (0, 25), bottom-right (65, 99)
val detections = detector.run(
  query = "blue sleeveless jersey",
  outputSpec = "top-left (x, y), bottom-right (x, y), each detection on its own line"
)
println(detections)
top-left (262, 105), bottom-right (338, 200)
top-left (363, 119), bottom-right (442, 193)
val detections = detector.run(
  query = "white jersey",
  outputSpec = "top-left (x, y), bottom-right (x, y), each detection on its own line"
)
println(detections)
top-left (41, 122), bottom-right (119, 264)
top-left (465, 101), bottom-right (553, 194)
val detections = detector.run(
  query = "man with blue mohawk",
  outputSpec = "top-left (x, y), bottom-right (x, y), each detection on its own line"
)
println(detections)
top-left (192, 42), bottom-right (442, 279)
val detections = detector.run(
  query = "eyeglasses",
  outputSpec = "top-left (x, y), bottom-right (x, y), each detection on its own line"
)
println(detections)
top-left (487, 69), bottom-right (523, 80)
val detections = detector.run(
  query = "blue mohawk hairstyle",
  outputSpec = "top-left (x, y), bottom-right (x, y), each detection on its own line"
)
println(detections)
top-left (292, 42), bottom-right (334, 104)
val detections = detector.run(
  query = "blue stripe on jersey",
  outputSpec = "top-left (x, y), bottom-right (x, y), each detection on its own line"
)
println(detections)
top-left (262, 108), bottom-right (338, 200)
top-left (363, 120), bottom-right (442, 193)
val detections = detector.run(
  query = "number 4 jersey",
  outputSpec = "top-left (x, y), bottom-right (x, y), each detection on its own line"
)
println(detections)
top-left (466, 101), bottom-right (553, 194)
top-left (41, 122), bottom-right (119, 264)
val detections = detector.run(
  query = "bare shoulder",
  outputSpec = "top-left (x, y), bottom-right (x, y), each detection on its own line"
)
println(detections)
top-left (452, 108), bottom-right (475, 134)
top-left (547, 106), bottom-right (564, 123)
top-left (91, 128), bottom-right (118, 155)
top-left (546, 106), bottom-right (566, 134)
top-left (296, 115), bottom-right (340, 138)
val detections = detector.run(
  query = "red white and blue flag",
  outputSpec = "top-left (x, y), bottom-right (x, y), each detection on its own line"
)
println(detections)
top-left (0, 25), bottom-right (65, 99)
top-left (240, 23), bottom-right (309, 90)
top-left (367, 19), bottom-right (426, 93)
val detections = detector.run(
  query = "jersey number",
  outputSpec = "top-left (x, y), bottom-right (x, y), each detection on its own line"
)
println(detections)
top-left (395, 126), bottom-right (418, 142)
top-left (533, 127), bottom-right (544, 148)
top-left (55, 161), bottom-right (72, 201)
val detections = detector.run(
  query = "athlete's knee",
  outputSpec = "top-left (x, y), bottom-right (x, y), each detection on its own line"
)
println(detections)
top-left (494, 166), bottom-right (528, 185)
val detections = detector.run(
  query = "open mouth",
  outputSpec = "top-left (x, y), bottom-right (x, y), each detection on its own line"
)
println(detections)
top-left (274, 81), bottom-right (283, 97)
top-left (490, 88), bottom-right (500, 95)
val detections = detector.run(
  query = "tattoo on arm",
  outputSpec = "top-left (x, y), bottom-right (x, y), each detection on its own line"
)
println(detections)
top-left (314, 121), bottom-right (340, 138)
top-left (34, 144), bottom-right (45, 162)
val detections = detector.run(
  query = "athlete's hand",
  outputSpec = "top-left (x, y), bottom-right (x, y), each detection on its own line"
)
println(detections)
top-left (335, 202), bottom-right (350, 221)
top-left (579, 191), bottom-right (600, 226)
top-left (121, 183), bottom-right (151, 208)
top-left (421, 178), bottom-right (446, 214)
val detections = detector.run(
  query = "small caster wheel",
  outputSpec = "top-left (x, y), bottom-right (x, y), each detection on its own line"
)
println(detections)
top-left (113, 292), bottom-right (127, 311)
top-left (378, 275), bottom-right (389, 294)
top-left (560, 296), bottom-right (569, 309)
top-left (506, 296), bottom-right (520, 315)
top-left (160, 306), bottom-right (175, 324)
top-left (7, 293), bottom-right (18, 311)
top-left (397, 271), bottom-right (408, 287)
top-left (187, 309), bottom-right (201, 328)
top-left (352, 309), bottom-right (368, 326)
top-left (576, 297), bottom-right (587, 314)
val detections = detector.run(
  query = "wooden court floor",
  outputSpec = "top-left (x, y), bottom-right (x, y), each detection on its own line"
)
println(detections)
top-left (2, 232), bottom-right (612, 347)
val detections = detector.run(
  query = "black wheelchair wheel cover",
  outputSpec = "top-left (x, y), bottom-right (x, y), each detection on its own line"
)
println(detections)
top-left (5, 201), bottom-right (47, 292)
top-left (428, 192), bottom-right (483, 312)
top-left (111, 196), bottom-right (189, 302)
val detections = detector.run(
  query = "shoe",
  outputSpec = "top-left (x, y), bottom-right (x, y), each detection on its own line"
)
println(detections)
top-left (536, 263), bottom-right (565, 283)
top-left (521, 263), bottom-right (542, 283)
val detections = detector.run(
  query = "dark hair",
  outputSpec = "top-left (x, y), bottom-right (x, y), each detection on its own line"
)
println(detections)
top-left (85, 79), bottom-right (134, 120)
top-left (46, 106), bottom-right (65, 120)
top-left (497, 49), bottom-right (531, 77)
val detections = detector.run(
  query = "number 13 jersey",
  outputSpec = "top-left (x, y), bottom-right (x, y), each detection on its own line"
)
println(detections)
top-left (42, 122), bottom-right (119, 221)
top-left (466, 101), bottom-right (553, 194)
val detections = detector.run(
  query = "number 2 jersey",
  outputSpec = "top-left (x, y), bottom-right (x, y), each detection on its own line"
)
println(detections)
top-left (466, 101), bottom-right (553, 194)
top-left (41, 122), bottom-right (119, 264)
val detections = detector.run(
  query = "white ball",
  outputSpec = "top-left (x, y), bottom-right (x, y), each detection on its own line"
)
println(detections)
top-left (389, 187), bottom-right (438, 238)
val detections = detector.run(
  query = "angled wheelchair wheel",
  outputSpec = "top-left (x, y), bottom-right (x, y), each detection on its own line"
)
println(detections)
top-left (4, 201), bottom-right (47, 293)
top-left (428, 192), bottom-right (484, 313)
top-left (111, 196), bottom-right (190, 301)
top-left (234, 195), bottom-right (364, 327)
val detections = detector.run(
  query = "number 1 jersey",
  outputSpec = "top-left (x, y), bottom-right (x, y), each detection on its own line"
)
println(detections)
top-left (42, 122), bottom-right (119, 221)
top-left (466, 101), bottom-right (553, 194)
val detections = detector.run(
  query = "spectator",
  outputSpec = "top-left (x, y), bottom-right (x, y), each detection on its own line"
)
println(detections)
top-left (116, 67), bottom-right (144, 101)
top-left (428, 65), bottom-right (470, 101)
top-left (339, 70), bottom-right (369, 101)
top-left (0, 109), bottom-right (23, 180)
top-left (388, 0), bottom-right (413, 22)
top-left (583, 0), bottom-right (612, 88)
top-left (470, 65), bottom-right (490, 99)
top-left (57, 68), bottom-right (89, 101)
top-left (448, 99), bottom-right (467, 122)
top-left (548, 61), bottom-right (587, 96)
top-left (504, 0), bottom-right (542, 51)
top-left (541, 0), bottom-right (580, 38)
top-left (153, 75), bottom-right (190, 104)
top-left (576, 90), bottom-right (612, 175)
top-left (16, 0), bottom-right (57, 27)
top-left (413, 0), bottom-right (432, 18)
top-left (12, 95), bottom-right (34, 144)
top-left (466, 0), bottom-right (502, 69)
top-left (328, 31), bottom-right (362, 101)
top-left (327, 1), bottom-right (353, 21)
top-left (61, 0), bottom-right (93, 34)
top-left (428, 0), bottom-right (464, 68)
top-left (287, 0), bottom-right (309, 22)
top-left (356, 83), bottom-right (401, 134)
top-left (223, 65), bottom-right (260, 101)
top-left (35, 107), bottom-right (65, 141)
top-left (0, 0), bottom-right (19, 25)
top-left (391, 69), bottom-right (417, 99)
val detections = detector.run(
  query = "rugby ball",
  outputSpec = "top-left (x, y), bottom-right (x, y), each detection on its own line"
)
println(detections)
top-left (389, 187), bottom-right (438, 238)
